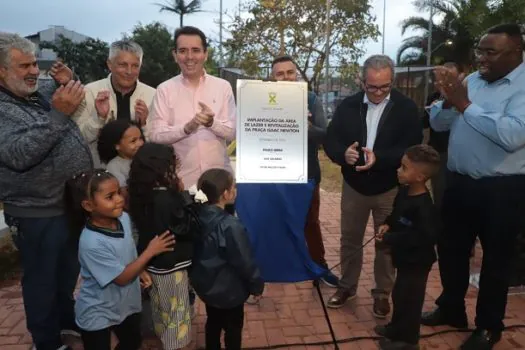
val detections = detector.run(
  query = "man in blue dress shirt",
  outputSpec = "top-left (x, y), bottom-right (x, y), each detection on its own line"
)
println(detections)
top-left (421, 24), bottom-right (525, 350)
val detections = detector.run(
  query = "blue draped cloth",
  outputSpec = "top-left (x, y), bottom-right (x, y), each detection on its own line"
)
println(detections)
top-left (235, 181), bottom-right (327, 283)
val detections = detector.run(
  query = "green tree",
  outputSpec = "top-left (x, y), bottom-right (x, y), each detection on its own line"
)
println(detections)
top-left (204, 46), bottom-right (220, 76)
top-left (130, 22), bottom-right (180, 87)
top-left (225, 0), bottom-right (379, 92)
top-left (485, 0), bottom-right (525, 28)
top-left (41, 36), bottom-right (109, 83)
top-left (397, 0), bottom-right (525, 68)
top-left (130, 22), bottom-right (221, 87)
top-left (155, 0), bottom-right (204, 27)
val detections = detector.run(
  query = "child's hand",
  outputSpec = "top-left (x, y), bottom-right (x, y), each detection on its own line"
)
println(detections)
top-left (140, 271), bottom-right (152, 289)
top-left (146, 230), bottom-right (176, 257)
top-left (376, 224), bottom-right (390, 242)
top-left (378, 224), bottom-right (389, 235)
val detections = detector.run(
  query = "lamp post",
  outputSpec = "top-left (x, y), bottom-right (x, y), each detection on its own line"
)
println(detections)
top-left (382, 0), bottom-right (386, 54)
top-left (431, 39), bottom-right (453, 54)
top-left (423, 1), bottom-right (434, 108)
top-left (324, 0), bottom-right (331, 107)
top-left (219, 0), bottom-right (224, 67)
top-left (422, 38), bottom-right (453, 106)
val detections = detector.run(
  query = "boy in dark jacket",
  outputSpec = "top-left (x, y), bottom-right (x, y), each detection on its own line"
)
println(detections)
top-left (374, 145), bottom-right (441, 350)
top-left (190, 168), bottom-right (264, 350)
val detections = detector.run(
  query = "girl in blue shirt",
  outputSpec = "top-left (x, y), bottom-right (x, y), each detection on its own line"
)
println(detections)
top-left (65, 169), bottom-right (175, 350)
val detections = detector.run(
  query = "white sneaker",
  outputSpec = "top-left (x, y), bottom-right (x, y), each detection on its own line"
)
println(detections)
top-left (60, 329), bottom-right (81, 337)
top-left (245, 295), bottom-right (260, 305)
top-left (32, 345), bottom-right (71, 350)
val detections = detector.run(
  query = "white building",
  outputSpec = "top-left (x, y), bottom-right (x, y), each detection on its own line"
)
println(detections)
top-left (25, 25), bottom-right (90, 77)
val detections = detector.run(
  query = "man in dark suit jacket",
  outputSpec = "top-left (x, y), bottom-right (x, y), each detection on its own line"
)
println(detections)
top-left (323, 55), bottom-right (423, 318)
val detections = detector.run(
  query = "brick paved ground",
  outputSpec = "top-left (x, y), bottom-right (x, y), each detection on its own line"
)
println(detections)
top-left (1, 190), bottom-right (525, 349)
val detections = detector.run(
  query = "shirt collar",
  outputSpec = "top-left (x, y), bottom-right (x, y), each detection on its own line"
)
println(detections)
top-left (477, 62), bottom-right (525, 85)
top-left (86, 219), bottom-right (125, 238)
top-left (363, 93), bottom-right (390, 106)
top-left (501, 62), bottom-right (525, 83)
top-left (181, 69), bottom-right (207, 87)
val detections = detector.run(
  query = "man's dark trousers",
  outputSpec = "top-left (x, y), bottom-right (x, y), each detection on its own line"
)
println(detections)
top-left (5, 214), bottom-right (79, 350)
top-left (435, 173), bottom-right (525, 331)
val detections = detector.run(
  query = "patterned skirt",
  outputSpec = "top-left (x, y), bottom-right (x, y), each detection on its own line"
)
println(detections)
top-left (149, 270), bottom-right (192, 349)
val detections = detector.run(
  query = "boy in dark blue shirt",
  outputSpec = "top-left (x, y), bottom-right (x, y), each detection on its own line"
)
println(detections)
top-left (375, 145), bottom-right (441, 350)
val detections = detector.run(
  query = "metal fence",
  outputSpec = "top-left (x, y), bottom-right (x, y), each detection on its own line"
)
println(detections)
top-left (219, 66), bottom-right (437, 115)
top-left (219, 68), bottom-right (254, 101)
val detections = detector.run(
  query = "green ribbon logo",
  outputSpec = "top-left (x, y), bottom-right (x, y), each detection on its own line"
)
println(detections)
top-left (268, 92), bottom-right (277, 105)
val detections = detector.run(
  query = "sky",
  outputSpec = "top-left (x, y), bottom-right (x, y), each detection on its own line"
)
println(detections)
top-left (0, 0), bottom-right (423, 65)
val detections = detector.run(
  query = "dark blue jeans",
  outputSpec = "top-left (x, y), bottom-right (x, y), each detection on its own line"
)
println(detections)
top-left (4, 214), bottom-right (79, 350)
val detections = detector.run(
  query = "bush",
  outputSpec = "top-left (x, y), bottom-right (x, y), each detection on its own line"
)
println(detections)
top-left (227, 140), bottom-right (236, 157)
top-left (0, 236), bottom-right (20, 282)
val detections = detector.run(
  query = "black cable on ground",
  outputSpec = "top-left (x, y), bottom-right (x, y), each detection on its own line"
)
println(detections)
top-left (198, 230), bottom-right (525, 349)
top-left (326, 234), bottom-right (377, 273)
top-left (197, 324), bottom-right (525, 350)
top-left (314, 281), bottom-right (339, 349)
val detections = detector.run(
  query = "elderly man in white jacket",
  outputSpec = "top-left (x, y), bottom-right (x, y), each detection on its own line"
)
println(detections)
top-left (73, 40), bottom-right (156, 167)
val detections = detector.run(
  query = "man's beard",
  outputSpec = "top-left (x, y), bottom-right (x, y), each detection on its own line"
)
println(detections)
top-left (5, 72), bottom-right (39, 96)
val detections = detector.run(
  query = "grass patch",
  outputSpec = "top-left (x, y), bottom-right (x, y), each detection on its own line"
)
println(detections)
top-left (319, 150), bottom-right (342, 193)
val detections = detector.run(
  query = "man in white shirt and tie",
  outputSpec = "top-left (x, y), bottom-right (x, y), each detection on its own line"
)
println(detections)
top-left (323, 55), bottom-right (423, 317)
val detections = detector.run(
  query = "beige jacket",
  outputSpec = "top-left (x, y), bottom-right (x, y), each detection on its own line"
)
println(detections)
top-left (73, 74), bottom-right (156, 167)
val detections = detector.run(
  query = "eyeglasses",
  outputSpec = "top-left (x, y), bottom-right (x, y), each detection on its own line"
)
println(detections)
top-left (364, 83), bottom-right (392, 92)
top-left (474, 48), bottom-right (504, 58)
